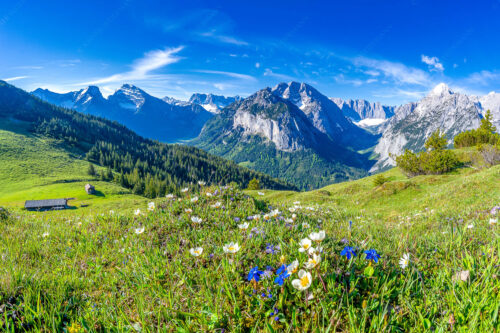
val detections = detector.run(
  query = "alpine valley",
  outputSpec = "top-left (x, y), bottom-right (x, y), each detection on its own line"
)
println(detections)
top-left (30, 81), bottom-right (500, 190)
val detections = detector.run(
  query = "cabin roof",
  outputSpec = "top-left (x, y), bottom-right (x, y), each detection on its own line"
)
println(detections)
top-left (25, 199), bottom-right (67, 209)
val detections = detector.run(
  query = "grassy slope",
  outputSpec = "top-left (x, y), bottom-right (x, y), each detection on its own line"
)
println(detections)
top-left (248, 161), bottom-right (500, 219)
top-left (0, 117), bottom-right (146, 212)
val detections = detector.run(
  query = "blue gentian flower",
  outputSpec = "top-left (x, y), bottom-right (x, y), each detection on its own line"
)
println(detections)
top-left (341, 246), bottom-right (357, 260)
top-left (247, 266), bottom-right (264, 282)
top-left (363, 249), bottom-right (381, 263)
top-left (274, 264), bottom-right (290, 286)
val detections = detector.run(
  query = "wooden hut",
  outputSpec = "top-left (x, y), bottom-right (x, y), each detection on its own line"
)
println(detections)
top-left (25, 199), bottom-right (68, 211)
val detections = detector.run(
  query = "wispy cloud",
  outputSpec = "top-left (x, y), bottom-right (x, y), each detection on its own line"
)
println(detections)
top-left (352, 56), bottom-right (432, 87)
top-left (200, 30), bottom-right (248, 46)
top-left (465, 70), bottom-right (500, 86)
top-left (3, 76), bottom-right (29, 82)
top-left (77, 47), bottom-right (184, 85)
top-left (195, 70), bottom-right (256, 81)
top-left (421, 55), bottom-right (444, 72)
top-left (263, 69), bottom-right (295, 81)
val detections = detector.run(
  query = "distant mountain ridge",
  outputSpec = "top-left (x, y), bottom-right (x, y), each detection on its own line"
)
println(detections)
top-left (331, 98), bottom-right (395, 121)
top-left (32, 85), bottom-right (213, 143)
top-left (188, 93), bottom-right (242, 113)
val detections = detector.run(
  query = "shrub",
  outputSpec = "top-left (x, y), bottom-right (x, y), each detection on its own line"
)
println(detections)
top-left (247, 178), bottom-right (260, 190)
top-left (373, 174), bottom-right (389, 187)
top-left (478, 143), bottom-right (500, 166)
top-left (395, 130), bottom-right (461, 177)
top-left (0, 207), bottom-right (9, 221)
top-left (454, 110), bottom-right (500, 148)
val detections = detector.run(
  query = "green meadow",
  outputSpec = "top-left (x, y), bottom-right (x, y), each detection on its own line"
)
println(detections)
top-left (0, 117), bottom-right (499, 331)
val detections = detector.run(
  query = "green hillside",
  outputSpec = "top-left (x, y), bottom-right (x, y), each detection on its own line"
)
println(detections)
top-left (0, 117), bottom-right (146, 211)
top-left (248, 157), bottom-right (500, 218)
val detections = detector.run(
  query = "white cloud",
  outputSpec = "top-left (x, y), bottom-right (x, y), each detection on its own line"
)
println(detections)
top-left (353, 56), bottom-right (432, 86)
top-left (78, 47), bottom-right (184, 85)
top-left (465, 70), bottom-right (500, 86)
top-left (421, 55), bottom-right (444, 72)
top-left (3, 76), bottom-right (29, 82)
top-left (263, 69), bottom-right (295, 81)
top-left (200, 31), bottom-right (248, 46)
top-left (255, 62), bottom-right (261, 68)
top-left (195, 70), bottom-right (256, 81)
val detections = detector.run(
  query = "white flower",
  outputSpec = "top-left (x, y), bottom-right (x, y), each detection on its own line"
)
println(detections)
top-left (467, 224), bottom-right (474, 229)
top-left (238, 222), bottom-right (250, 230)
top-left (198, 181), bottom-right (206, 186)
top-left (270, 209), bottom-right (280, 217)
top-left (292, 213), bottom-right (297, 221)
top-left (181, 187), bottom-right (189, 193)
top-left (191, 196), bottom-right (199, 203)
top-left (185, 208), bottom-right (193, 214)
top-left (285, 218), bottom-right (293, 223)
top-left (302, 222), bottom-right (310, 229)
top-left (287, 260), bottom-right (299, 274)
top-left (298, 238), bottom-right (312, 252)
top-left (109, 210), bottom-right (115, 215)
top-left (148, 202), bottom-right (155, 211)
top-left (223, 242), bottom-right (240, 254)
top-left (292, 270), bottom-right (312, 291)
top-left (399, 253), bottom-right (410, 270)
top-left (189, 247), bottom-right (203, 257)
top-left (293, 201), bottom-right (301, 205)
top-left (135, 226), bottom-right (145, 234)
top-left (42, 232), bottom-right (49, 238)
top-left (253, 215), bottom-right (261, 221)
top-left (289, 207), bottom-right (296, 213)
top-left (304, 254), bottom-right (321, 269)
top-left (211, 201), bottom-right (222, 209)
top-left (134, 209), bottom-right (141, 216)
top-left (263, 214), bottom-right (270, 221)
top-left (258, 192), bottom-right (265, 196)
top-left (166, 194), bottom-right (175, 199)
top-left (489, 218), bottom-right (497, 225)
top-left (309, 230), bottom-right (325, 242)
top-left (191, 216), bottom-right (202, 224)
top-left (307, 246), bottom-right (316, 255)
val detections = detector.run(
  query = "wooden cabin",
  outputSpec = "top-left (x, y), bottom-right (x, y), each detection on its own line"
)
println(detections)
top-left (25, 199), bottom-right (68, 211)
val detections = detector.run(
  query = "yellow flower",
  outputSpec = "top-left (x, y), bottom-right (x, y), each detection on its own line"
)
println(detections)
top-left (67, 322), bottom-right (82, 333)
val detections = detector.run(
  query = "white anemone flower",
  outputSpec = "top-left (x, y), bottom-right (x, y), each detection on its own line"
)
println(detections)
top-left (292, 213), bottom-right (297, 221)
top-left (189, 247), bottom-right (203, 257)
top-left (309, 230), bottom-right (326, 242)
top-left (467, 224), bottom-right (474, 229)
top-left (211, 201), bottom-right (222, 209)
top-left (191, 196), bottom-right (199, 203)
top-left (147, 202), bottom-right (155, 211)
top-left (223, 242), bottom-right (240, 254)
top-left (302, 222), bottom-right (310, 229)
top-left (42, 232), bottom-right (49, 238)
top-left (198, 181), bottom-right (206, 186)
top-left (238, 222), bottom-right (250, 230)
top-left (185, 208), bottom-right (193, 214)
top-left (298, 238), bottom-right (312, 252)
top-left (253, 215), bottom-right (261, 221)
top-left (399, 253), bottom-right (410, 270)
top-left (134, 209), bottom-right (142, 216)
top-left (304, 254), bottom-right (321, 269)
top-left (263, 214), bottom-right (270, 221)
top-left (292, 270), bottom-right (312, 291)
top-left (191, 216), bottom-right (202, 224)
top-left (489, 218), bottom-right (497, 225)
top-left (166, 193), bottom-right (175, 199)
top-left (287, 259), bottom-right (299, 274)
top-left (135, 226), bottom-right (145, 234)
top-left (258, 192), bottom-right (265, 196)
top-left (181, 187), bottom-right (189, 193)
top-left (270, 209), bottom-right (280, 217)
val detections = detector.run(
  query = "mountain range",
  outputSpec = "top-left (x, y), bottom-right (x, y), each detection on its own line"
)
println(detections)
top-left (30, 81), bottom-right (500, 189)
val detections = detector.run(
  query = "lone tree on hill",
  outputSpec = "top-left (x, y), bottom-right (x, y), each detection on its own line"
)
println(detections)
top-left (247, 178), bottom-right (261, 190)
top-left (87, 163), bottom-right (96, 176)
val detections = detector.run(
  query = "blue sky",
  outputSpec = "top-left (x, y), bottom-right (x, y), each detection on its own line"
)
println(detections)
top-left (1, 0), bottom-right (499, 105)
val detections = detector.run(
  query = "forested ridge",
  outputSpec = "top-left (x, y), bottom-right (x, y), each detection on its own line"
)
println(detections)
top-left (0, 81), bottom-right (296, 196)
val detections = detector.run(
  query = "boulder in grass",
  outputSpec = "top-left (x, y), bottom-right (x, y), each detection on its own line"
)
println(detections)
top-left (85, 184), bottom-right (96, 195)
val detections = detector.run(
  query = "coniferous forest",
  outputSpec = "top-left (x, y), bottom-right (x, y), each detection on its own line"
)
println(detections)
top-left (0, 81), bottom-right (296, 197)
